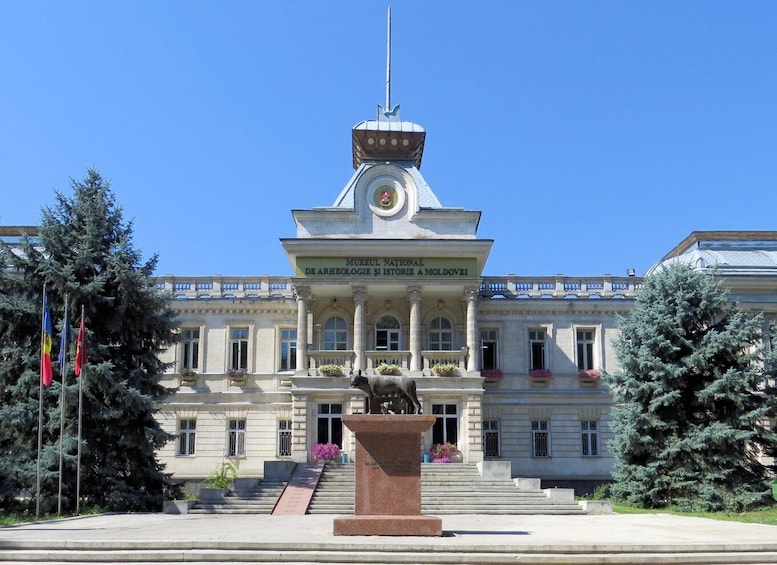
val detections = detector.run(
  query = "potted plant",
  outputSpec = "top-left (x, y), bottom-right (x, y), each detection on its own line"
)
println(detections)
top-left (200, 461), bottom-right (238, 502)
top-left (227, 367), bottom-right (247, 384)
top-left (179, 368), bottom-right (197, 384)
top-left (311, 442), bottom-right (341, 463)
top-left (430, 442), bottom-right (461, 463)
top-left (529, 369), bottom-right (552, 379)
top-left (376, 363), bottom-right (401, 375)
top-left (481, 368), bottom-right (504, 380)
top-left (432, 362), bottom-right (457, 376)
top-left (578, 369), bottom-right (601, 380)
top-left (318, 364), bottom-right (343, 376)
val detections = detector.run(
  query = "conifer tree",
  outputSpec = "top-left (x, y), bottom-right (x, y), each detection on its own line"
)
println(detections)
top-left (0, 170), bottom-right (180, 512)
top-left (606, 262), bottom-right (777, 511)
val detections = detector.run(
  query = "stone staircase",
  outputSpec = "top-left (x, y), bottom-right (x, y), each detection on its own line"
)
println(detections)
top-left (307, 463), bottom-right (586, 515)
top-left (189, 478), bottom-right (288, 514)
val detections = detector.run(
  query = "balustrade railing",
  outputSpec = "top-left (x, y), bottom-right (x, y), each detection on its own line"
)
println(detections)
top-left (365, 351), bottom-right (410, 374)
top-left (154, 275), bottom-right (296, 300)
top-left (480, 275), bottom-right (642, 299)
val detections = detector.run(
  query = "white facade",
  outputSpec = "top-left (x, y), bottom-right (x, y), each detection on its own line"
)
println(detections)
top-left (154, 106), bottom-right (777, 491)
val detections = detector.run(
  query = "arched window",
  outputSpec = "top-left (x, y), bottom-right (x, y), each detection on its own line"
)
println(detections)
top-left (375, 315), bottom-right (401, 351)
top-left (324, 316), bottom-right (348, 350)
top-left (428, 316), bottom-right (453, 351)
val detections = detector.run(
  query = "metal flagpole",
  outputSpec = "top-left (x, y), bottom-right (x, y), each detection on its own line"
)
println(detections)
top-left (76, 304), bottom-right (84, 515)
top-left (36, 286), bottom-right (46, 519)
top-left (57, 296), bottom-right (69, 516)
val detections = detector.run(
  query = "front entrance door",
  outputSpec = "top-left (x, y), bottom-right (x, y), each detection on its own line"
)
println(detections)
top-left (431, 403), bottom-right (458, 446)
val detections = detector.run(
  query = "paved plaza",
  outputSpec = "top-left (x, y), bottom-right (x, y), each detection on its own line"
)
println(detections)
top-left (2, 512), bottom-right (777, 563)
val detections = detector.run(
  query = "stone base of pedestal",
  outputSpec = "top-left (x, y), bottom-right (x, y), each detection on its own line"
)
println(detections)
top-left (333, 515), bottom-right (442, 536)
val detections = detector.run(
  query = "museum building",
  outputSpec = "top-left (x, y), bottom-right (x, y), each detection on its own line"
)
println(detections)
top-left (152, 101), bottom-right (777, 490)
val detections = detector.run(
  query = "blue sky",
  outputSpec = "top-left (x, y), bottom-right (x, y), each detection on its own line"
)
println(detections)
top-left (2, 2), bottom-right (776, 277)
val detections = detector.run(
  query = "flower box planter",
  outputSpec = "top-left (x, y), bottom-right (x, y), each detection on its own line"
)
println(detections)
top-left (179, 369), bottom-right (197, 386)
top-left (432, 363), bottom-right (457, 377)
top-left (375, 363), bottom-right (401, 376)
top-left (227, 368), bottom-right (247, 385)
top-left (578, 369), bottom-right (601, 388)
top-left (318, 364), bottom-right (344, 377)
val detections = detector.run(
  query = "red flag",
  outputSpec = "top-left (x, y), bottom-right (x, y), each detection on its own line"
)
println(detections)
top-left (75, 314), bottom-right (87, 376)
top-left (41, 293), bottom-right (53, 386)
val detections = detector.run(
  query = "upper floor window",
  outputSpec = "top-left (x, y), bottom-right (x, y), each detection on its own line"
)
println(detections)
top-left (181, 328), bottom-right (199, 371)
top-left (576, 329), bottom-right (595, 371)
top-left (230, 327), bottom-right (249, 371)
top-left (428, 316), bottom-right (453, 351)
top-left (481, 329), bottom-right (498, 371)
top-left (375, 315), bottom-right (401, 351)
top-left (529, 329), bottom-right (546, 371)
top-left (280, 328), bottom-right (297, 371)
top-left (324, 316), bottom-right (348, 350)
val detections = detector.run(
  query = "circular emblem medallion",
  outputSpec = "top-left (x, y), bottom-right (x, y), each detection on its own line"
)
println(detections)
top-left (378, 187), bottom-right (396, 209)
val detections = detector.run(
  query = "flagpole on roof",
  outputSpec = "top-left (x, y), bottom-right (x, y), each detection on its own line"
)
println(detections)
top-left (57, 296), bottom-right (69, 516)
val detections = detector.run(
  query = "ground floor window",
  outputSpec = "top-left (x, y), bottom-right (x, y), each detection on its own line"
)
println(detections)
top-left (227, 419), bottom-right (246, 457)
top-left (177, 419), bottom-right (196, 456)
top-left (581, 420), bottom-right (599, 456)
top-left (278, 419), bottom-right (292, 457)
top-left (432, 404), bottom-right (458, 446)
top-left (317, 403), bottom-right (343, 447)
top-left (532, 420), bottom-right (550, 457)
top-left (483, 419), bottom-right (499, 457)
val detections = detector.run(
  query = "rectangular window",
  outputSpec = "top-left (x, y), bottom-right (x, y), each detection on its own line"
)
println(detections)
top-left (483, 419), bottom-right (499, 457)
top-left (227, 419), bottom-right (246, 457)
top-left (280, 328), bottom-right (297, 371)
top-left (529, 329), bottom-right (546, 371)
top-left (230, 328), bottom-right (249, 371)
top-left (581, 421), bottom-right (599, 456)
top-left (316, 403), bottom-right (343, 447)
top-left (531, 420), bottom-right (550, 457)
top-left (576, 329), bottom-right (595, 371)
top-left (278, 419), bottom-right (292, 457)
top-left (481, 329), bottom-right (498, 371)
top-left (181, 329), bottom-right (199, 370)
top-left (177, 419), bottom-right (196, 456)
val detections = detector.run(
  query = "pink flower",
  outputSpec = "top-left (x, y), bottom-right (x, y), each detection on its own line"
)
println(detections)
top-left (481, 369), bottom-right (503, 379)
top-left (529, 369), bottom-right (552, 378)
top-left (578, 369), bottom-right (601, 379)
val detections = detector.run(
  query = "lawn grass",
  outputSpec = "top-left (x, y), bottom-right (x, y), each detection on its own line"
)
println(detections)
top-left (612, 503), bottom-right (777, 526)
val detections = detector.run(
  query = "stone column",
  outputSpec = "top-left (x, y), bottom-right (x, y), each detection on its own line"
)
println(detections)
top-left (407, 286), bottom-right (422, 374)
top-left (465, 287), bottom-right (480, 373)
top-left (352, 286), bottom-right (367, 373)
top-left (294, 285), bottom-right (310, 375)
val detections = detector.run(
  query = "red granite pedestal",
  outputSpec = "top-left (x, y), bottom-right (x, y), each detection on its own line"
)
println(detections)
top-left (333, 414), bottom-right (442, 536)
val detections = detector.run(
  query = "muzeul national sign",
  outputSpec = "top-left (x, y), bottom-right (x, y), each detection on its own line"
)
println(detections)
top-left (296, 257), bottom-right (476, 279)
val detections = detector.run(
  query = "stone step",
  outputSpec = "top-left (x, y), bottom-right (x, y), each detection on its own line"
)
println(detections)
top-left (307, 462), bottom-right (586, 516)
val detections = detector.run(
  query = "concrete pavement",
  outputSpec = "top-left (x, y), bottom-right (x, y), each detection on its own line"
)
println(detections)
top-left (1, 512), bottom-right (777, 563)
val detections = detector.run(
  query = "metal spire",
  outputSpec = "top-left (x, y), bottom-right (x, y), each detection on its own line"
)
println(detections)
top-left (386, 6), bottom-right (391, 111)
top-left (379, 6), bottom-right (399, 120)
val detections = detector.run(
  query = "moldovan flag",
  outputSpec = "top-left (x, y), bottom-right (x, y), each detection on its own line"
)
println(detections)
top-left (41, 293), bottom-right (53, 386)
top-left (75, 314), bottom-right (87, 377)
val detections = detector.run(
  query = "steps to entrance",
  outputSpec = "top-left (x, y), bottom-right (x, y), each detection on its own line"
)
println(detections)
top-left (190, 478), bottom-right (287, 514)
top-left (307, 463), bottom-right (586, 515)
